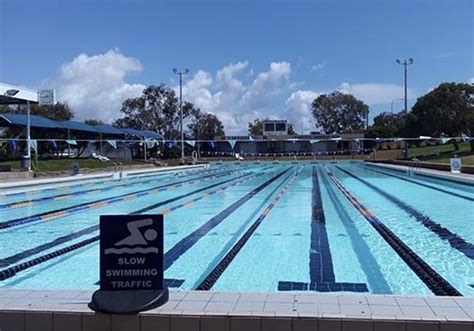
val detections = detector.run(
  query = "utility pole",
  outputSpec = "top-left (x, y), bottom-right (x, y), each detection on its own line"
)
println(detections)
top-left (173, 68), bottom-right (189, 164)
top-left (396, 58), bottom-right (414, 159)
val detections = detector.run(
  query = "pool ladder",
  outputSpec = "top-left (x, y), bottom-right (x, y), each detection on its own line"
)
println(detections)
top-left (407, 158), bottom-right (420, 177)
top-left (112, 162), bottom-right (126, 180)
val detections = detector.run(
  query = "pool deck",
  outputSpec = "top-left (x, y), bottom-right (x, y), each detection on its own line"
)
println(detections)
top-left (365, 162), bottom-right (474, 184)
top-left (0, 289), bottom-right (472, 330)
top-left (0, 164), bottom-right (207, 191)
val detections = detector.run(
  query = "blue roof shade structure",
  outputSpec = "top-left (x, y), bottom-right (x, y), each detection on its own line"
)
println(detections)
top-left (0, 113), bottom-right (164, 139)
top-left (94, 124), bottom-right (127, 136)
top-left (142, 130), bottom-right (164, 139)
top-left (0, 113), bottom-right (63, 129)
top-left (57, 120), bottom-right (100, 133)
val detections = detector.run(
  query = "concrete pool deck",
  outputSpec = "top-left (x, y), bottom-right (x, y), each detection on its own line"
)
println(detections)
top-left (0, 164), bottom-right (207, 191)
top-left (365, 162), bottom-right (474, 184)
top-left (0, 289), bottom-right (473, 331)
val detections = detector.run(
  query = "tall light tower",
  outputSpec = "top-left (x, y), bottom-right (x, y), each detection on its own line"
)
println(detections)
top-left (173, 68), bottom-right (189, 163)
top-left (396, 58), bottom-right (414, 159)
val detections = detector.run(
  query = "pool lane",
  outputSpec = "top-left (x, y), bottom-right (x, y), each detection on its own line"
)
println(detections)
top-left (0, 166), bottom-right (237, 220)
top-left (163, 168), bottom-right (290, 270)
top-left (0, 166), bottom-right (231, 208)
top-left (278, 166), bottom-right (368, 292)
top-left (0, 165), bottom-right (282, 285)
top-left (0, 167), bottom-right (270, 263)
top-left (325, 167), bottom-right (462, 296)
top-left (339, 164), bottom-right (474, 244)
top-left (318, 167), bottom-right (392, 294)
top-left (195, 167), bottom-right (302, 290)
top-left (0, 167), bottom-right (243, 229)
top-left (336, 166), bottom-right (474, 260)
top-left (359, 165), bottom-right (473, 201)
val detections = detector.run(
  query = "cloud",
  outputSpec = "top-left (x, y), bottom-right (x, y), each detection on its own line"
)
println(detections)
top-left (469, 78), bottom-right (474, 84)
top-left (54, 49), bottom-right (145, 122)
top-left (310, 62), bottom-right (326, 72)
top-left (337, 82), bottom-right (411, 105)
top-left (180, 61), bottom-right (292, 134)
top-left (50, 50), bottom-right (416, 135)
top-left (284, 90), bottom-right (320, 133)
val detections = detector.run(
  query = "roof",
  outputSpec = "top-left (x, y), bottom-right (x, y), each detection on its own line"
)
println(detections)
top-left (57, 120), bottom-right (100, 133)
top-left (0, 113), bottom-right (165, 139)
top-left (0, 82), bottom-right (38, 105)
top-left (0, 113), bottom-right (63, 129)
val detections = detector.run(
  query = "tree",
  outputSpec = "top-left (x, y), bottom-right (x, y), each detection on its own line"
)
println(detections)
top-left (366, 111), bottom-right (405, 138)
top-left (410, 82), bottom-right (474, 150)
top-left (248, 118), bottom-right (297, 135)
top-left (187, 110), bottom-right (225, 140)
top-left (0, 102), bottom-right (74, 121)
top-left (114, 85), bottom-right (197, 139)
top-left (84, 119), bottom-right (105, 126)
top-left (311, 91), bottom-right (368, 134)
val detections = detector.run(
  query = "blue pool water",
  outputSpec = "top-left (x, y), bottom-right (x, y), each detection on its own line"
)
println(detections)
top-left (0, 162), bottom-right (473, 296)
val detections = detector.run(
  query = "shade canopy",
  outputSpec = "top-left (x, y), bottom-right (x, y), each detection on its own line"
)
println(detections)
top-left (0, 113), bottom-right (165, 140)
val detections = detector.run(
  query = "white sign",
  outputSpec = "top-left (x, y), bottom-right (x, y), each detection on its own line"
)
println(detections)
top-left (38, 89), bottom-right (56, 105)
top-left (450, 158), bottom-right (462, 173)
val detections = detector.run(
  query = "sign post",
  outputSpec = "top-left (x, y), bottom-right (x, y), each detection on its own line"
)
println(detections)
top-left (450, 157), bottom-right (462, 174)
top-left (89, 215), bottom-right (168, 314)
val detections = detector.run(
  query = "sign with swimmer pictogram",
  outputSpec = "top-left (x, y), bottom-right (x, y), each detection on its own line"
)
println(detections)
top-left (89, 214), bottom-right (168, 314)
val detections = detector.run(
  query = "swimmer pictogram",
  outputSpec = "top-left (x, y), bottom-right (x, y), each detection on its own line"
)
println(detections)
top-left (104, 218), bottom-right (159, 255)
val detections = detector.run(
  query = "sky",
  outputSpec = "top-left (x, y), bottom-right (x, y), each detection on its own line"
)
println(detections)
top-left (0, 0), bottom-right (473, 134)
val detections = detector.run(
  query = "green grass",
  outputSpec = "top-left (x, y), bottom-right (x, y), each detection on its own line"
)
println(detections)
top-left (0, 158), bottom-right (158, 172)
top-left (408, 141), bottom-right (471, 158)
top-left (408, 141), bottom-right (473, 165)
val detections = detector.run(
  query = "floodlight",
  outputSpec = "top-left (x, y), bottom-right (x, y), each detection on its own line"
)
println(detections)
top-left (173, 68), bottom-right (178, 74)
top-left (408, 58), bottom-right (414, 64)
top-left (396, 59), bottom-right (401, 64)
top-left (184, 68), bottom-right (189, 74)
top-left (4, 89), bottom-right (19, 96)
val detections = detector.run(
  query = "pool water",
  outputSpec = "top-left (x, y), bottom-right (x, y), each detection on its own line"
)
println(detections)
top-left (0, 162), bottom-right (473, 296)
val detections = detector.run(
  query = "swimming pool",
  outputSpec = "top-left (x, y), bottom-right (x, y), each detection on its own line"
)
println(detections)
top-left (0, 162), bottom-right (473, 296)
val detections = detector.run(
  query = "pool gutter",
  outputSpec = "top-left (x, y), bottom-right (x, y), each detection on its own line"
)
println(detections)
top-left (0, 288), bottom-right (472, 330)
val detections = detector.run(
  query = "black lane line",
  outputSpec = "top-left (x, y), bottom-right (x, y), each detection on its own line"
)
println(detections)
top-left (359, 165), bottom-right (473, 201)
top-left (278, 166), bottom-right (368, 292)
top-left (0, 168), bottom-right (239, 230)
top-left (0, 172), bottom-right (256, 271)
top-left (319, 167), bottom-right (391, 294)
top-left (195, 168), bottom-right (299, 290)
top-left (337, 166), bottom-right (474, 260)
top-left (0, 225), bottom-right (98, 268)
top-left (327, 168), bottom-right (462, 296)
top-left (0, 166), bottom-right (231, 209)
top-left (163, 168), bottom-right (290, 271)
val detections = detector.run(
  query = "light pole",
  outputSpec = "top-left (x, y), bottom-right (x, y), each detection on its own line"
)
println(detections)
top-left (173, 68), bottom-right (189, 163)
top-left (396, 58), bottom-right (414, 159)
top-left (390, 98), bottom-right (404, 113)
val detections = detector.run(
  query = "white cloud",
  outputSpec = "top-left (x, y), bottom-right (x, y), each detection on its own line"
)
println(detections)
top-left (337, 82), bottom-right (411, 105)
top-left (180, 61), bottom-right (292, 134)
top-left (49, 50), bottom-right (417, 135)
top-left (54, 49), bottom-right (145, 122)
top-left (284, 90), bottom-right (320, 133)
top-left (469, 78), bottom-right (474, 84)
top-left (310, 62), bottom-right (326, 72)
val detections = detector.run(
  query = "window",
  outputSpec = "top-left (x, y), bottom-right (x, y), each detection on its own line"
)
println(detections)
top-left (264, 123), bottom-right (274, 131)
top-left (275, 123), bottom-right (286, 131)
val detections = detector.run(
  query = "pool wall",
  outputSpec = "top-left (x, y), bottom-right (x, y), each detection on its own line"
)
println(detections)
top-left (0, 289), bottom-right (473, 331)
